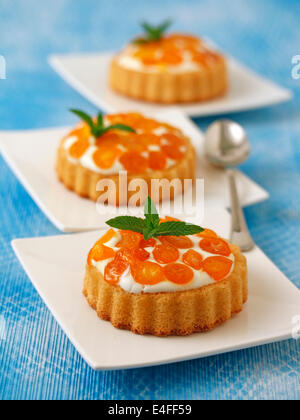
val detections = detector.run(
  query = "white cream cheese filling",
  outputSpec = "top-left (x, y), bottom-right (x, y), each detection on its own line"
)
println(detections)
top-left (92, 231), bottom-right (234, 294)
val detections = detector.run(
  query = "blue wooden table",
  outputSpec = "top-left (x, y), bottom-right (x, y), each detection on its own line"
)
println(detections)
top-left (0, 0), bottom-right (299, 400)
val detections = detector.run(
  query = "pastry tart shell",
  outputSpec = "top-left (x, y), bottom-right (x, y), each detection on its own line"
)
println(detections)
top-left (83, 244), bottom-right (248, 336)
top-left (56, 139), bottom-right (195, 205)
top-left (109, 56), bottom-right (228, 104)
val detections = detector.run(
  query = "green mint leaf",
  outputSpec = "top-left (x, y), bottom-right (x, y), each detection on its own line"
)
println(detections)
top-left (70, 109), bottom-right (135, 139)
top-left (102, 124), bottom-right (136, 134)
top-left (105, 195), bottom-right (203, 240)
top-left (153, 221), bottom-right (204, 237)
top-left (150, 32), bottom-right (160, 41)
top-left (106, 216), bottom-right (145, 234)
top-left (137, 20), bottom-right (173, 44)
top-left (157, 19), bottom-right (172, 34)
top-left (97, 113), bottom-right (104, 130)
top-left (141, 22), bottom-right (157, 37)
top-left (144, 197), bottom-right (160, 230)
top-left (143, 226), bottom-right (158, 240)
top-left (70, 109), bottom-right (95, 133)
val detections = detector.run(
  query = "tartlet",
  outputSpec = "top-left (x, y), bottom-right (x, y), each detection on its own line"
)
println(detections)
top-left (83, 203), bottom-right (248, 336)
top-left (56, 110), bottom-right (195, 205)
top-left (110, 21), bottom-right (227, 104)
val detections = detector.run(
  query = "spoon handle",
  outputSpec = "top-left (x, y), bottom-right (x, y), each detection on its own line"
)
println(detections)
top-left (227, 169), bottom-right (255, 252)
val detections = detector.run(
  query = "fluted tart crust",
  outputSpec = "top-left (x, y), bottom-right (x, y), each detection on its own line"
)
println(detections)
top-left (110, 56), bottom-right (227, 104)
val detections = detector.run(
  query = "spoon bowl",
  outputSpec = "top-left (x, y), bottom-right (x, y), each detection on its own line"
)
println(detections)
top-left (204, 119), bottom-right (251, 168)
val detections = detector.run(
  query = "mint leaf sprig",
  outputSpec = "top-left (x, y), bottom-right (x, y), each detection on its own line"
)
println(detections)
top-left (133, 20), bottom-right (172, 44)
top-left (106, 196), bottom-right (204, 240)
top-left (70, 109), bottom-right (135, 139)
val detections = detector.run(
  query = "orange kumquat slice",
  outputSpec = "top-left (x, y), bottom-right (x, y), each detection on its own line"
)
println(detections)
top-left (69, 138), bottom-right (90, 159)
top-left (199, 237), bottom-right (231, 257)
top-left (182, 249), bottom-right (203, 270)
top-left (117, 231), bottom-right (143, 249)
top-left (161, 144), bottom-right (184, 160)
top-left (95, 131), bottom-right (120, 147)
top-left (163, 263), bottom-right (194, 285)
top-left (119, 151), bottom-right (148, 173)
top-left (93, 145), bottom-right (122, 169)
top-left (153, 243), bottom-right (180, 264)
top-left (104, 248), bottom-right (137, 284)
top-left (132, 248), bottom-right (150, 261)
top-left (202, 256), bottom-right (233, 281)
top-left (140, 238), bottom-right (157, 248)
top-left (148, 151), bottom-right (167, 170)
top-left (161, 235), bottom-right (193, 249)
top-left (136, 133), bottom-right (161, 145)
top-left (98, 228), bottom-right (117, 244)
top-left (87, 244), bottom-right (115, 265)
top-left (162, 133), bottom-right (184, 147)
top-left (132, 261), bottom-right (165, 285)
top-left (68, 123), bottom-right (90, 139)
top-left (196, 228), bottom-right (218, 238)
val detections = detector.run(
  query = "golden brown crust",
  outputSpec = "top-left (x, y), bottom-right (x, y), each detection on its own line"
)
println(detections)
top-left (56, 137), bottom-right (195, 205)
top-left (83, 244), bottom-right (248, 336)
top-left (109, 56), bottom-right (228, 104)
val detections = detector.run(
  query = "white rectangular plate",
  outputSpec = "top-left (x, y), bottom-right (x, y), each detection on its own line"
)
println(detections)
top-left (0, 109), bottom-right (268, 232)
top-left (12, 209), bottom-right (300, 370)
top-left (49, 51), bottom-right (292, 117)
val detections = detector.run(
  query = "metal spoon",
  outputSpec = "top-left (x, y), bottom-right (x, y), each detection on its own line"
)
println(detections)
top-left (204, 119), bottom-right (255, 252)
